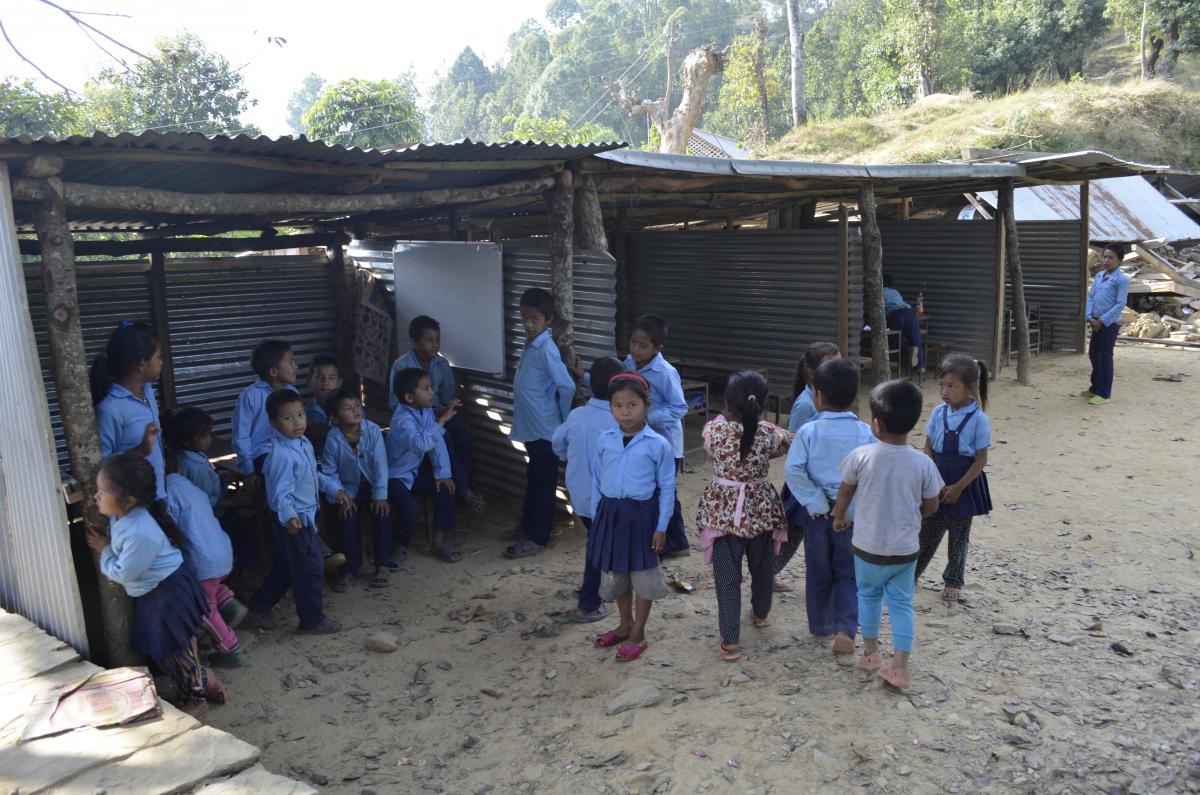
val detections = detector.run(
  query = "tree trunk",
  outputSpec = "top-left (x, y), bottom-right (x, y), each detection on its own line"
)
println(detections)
top-left (752, 16), bottom-right (772, 146)
top-left (859, 183), bottom-right (890, 385)
top-left (546, 171), bottom-right (576, 366)
top-left (785, 0), bottom-right (807, 127)
top-left (1146, 33), bottom-right (1163, 76)
top-left (33, 178), bottom-right (135, 666)
top-left (1000, 178), bottom-right (1032, 385)
top-left (658, 46), bottom-right (726, 154)
top-left (1158, 18), bottom-right (1180, 77)
top-left (917, 64), bottom-right (933, 98)
top-left (573, 174), bottom-right (607, 251)
top-left (1140, 0), bottom-right (1149, 79)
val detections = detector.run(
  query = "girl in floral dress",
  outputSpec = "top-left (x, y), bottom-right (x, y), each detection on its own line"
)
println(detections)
top-left (697, 371), bottom-right (793, 661)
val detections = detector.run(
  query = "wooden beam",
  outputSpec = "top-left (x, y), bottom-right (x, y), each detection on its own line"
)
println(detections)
top-left (573, 174), bottom-right (607, 250)
top-left (19, 231), bottom-right (348, 257)
top-left (32, 177), bottom-right (135, 666)
top-left (148, 251), bottom-right (176, 408)
top-left (992, 183), bottom-right (1007, 374)
top-left (19, 155), bottom-right (64, 178)
top-left (1132, 243), bottom-right (1200, 292)
top-left (1001, 178), bottom-right (1031, 385)
top-left (1076, 182), bottom-right (1089, 352)
top-left (10, 176), bottom-right (556, 219)
top-left (612, 207), bottom-right (630, 353)
top-left (546, 170), bottom-right (576, 366)
top-left (331, 244), bottom-right (356, 385)
top-left (837, 203), bottom-right (850, 355)
top-left (858, 182), bottom-right (889, 385)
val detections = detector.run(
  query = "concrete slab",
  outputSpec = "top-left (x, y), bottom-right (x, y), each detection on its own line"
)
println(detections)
top-left (193, 764), bottom-right (319, 795)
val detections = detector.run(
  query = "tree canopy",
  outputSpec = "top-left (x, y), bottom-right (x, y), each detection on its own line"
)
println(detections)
top-left (286, 73), bottom-right (325, 136)
top-left (302, 77), bottom-right (422, 149)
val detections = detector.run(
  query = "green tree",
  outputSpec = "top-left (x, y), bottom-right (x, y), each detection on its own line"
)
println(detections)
top-left (79, 32), bottom-right (255, 135)
top-left (703, 18), bottom-right (790, 147)
top-left (0, 79), bottom-right (81, 137)
top-left (502, 111), bottom-right (618, 143)
top-left (427, 48), bottom-right (494, 142)
top-left (286, 73), bottom-right (324, 135)
top-left (1107, 0), bottom-right (1199, 77)
top-left (480, 21), bottom-right (554, 139)
top-left (302, 77), bottom-right (422, 149)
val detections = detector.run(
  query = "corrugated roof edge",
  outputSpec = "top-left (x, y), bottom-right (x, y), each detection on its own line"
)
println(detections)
top-left (1015, 150), bottom-right (1168, 171)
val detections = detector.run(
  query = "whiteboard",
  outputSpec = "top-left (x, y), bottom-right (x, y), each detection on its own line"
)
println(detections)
top-left (392, 241), bottom-right (505, 376)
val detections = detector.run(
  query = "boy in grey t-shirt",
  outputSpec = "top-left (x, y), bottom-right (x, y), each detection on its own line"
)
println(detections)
top-left (833, 379), bottom-right (942, 691)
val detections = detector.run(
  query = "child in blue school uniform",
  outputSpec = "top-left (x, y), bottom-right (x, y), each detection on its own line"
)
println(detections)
top-left (506, 288), bottom-right (577, 559)
top-left (231, 339), bottom-right (300, 475)
top-left (589, 373), bottom-right (676, 663)
top-left (163, 406), bottom-right (257, 581)
top-left (776, 341), bottom-right (840, 591)
top-left (387, 368), bottom-right (461, 565)
top-left (90, 321), bottom-right (168, 499)
top-left (388, 315), bottom-right (486, 515)
top-left (551, 356), bottom-right (625, 624)
top-left (86, 453), bottom-right (225, 718)
top-left (243, 391), bottom-right (350, 635)
top-left (319, 388), bottom-right (393, 591)
top-left (163, 451), bottom-right (248, 668)
top-left (304, 353), bottom-right (343, 456)
top-left (784, 358), bottom-right (876, 656)
top-left (915, 354), bottom-right (993, 604)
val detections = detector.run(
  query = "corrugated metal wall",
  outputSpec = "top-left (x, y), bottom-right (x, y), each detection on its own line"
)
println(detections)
top-left (459, 246), bottom-right (618, 502)
top-left (0, 165), bottom-right (88, 652)
top-left (165, 254), bottom-right (336, 436)
top-left (624, 229), bottom-right (863, 397)
top-left (1009, 221), bottom-right (1082, 351)
top-left (878, 221), bottom-right (999, 368)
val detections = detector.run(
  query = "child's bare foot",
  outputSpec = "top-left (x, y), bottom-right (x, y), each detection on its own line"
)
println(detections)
top-left (772, 578), bottom-right (793, 593)
top-left (832, 633), bottom-right (855, 655)
top-left (857, 650), bottom-right (883, 671)
top-left (752, 613), bottom-right (770, 628)
top-left (878, 665), bottom-right (911, 690)
top-left (719, 642), bottom-right (741, 661)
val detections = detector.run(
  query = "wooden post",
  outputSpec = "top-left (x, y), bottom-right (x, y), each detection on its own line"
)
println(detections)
top-left (573, 174), bottom-right (608, 251)
top-left (546, 170), bottom-right (576, 365)
top-left (1076, 181), bottom-right (1090, 353)
top-left (992, 184), bottom-right (1008, 375)
top-left (899, 197), bottom-right (911, 221)
top-left (33, 178), bottom-right (135, 665)
top-left (147, 251), bottom-right (176, 408)
top-left (1000, 179), bottom-right (1031, 384)
top-left (837, 203), bottom-right (849, 355)
top-left (612, 207), bottom-right (630, 353)
top-left (858, 183), bottom-right (889, 384)
top-left (330, 244), bottom-right (356, 383)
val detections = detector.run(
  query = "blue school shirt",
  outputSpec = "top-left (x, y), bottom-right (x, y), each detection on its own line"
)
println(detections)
top-left (177, 448), bottom-right (222, 515)
top-left (386, 404), bottom-right (452, 487)
top-left (784, 410), bottom-right (877, 517)
top-left (99, 506), bottom-right (183, 598)
top-left (387, 349), bottom-right (456, 410)
top-left (263, 431), bottom-right (340, 528)
top-left (551, 398), bottom-right (619, 519)
top-left (883, 287), bottom-right (909, 314)
top-left (164, 473), bottom-right (233, 582)
top-left (624, 353), bottom-right (688, 459)
top-left (590, 425), bottom-right (676, 535)
top-left (510, 330), bottom-right (575, 443)
top-left (787, 387), bottom-right (817, 433)
top-left (320, 419), bottom-right (389, 501)
top-left (924, 400), bottom-right (992, 456)
top-left (306, 398), bottom-right (329, 426)
top-left (1085, 269), bottom-right (1131, 327)
top-left (96, 382), bottom-right (166, 500)
top-left (232, 379), bottom-right (299, 474)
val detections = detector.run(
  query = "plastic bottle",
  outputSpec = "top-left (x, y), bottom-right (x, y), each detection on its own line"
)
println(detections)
top-left (916, 290), bottom-right (924, 313)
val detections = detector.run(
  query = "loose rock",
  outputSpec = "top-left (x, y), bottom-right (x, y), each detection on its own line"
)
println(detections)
top-left (606, 679), bottom-right (666, 715)
top-left (365, 632), bottom-right (398, 653)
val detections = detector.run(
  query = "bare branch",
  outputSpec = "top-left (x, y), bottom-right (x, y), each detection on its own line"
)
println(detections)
top-left (602, 77), bottom-right (663, 121)
top-left (34, 0), bottom-right (151, 61)
top-left (0, 18), bottom-right (74, 96)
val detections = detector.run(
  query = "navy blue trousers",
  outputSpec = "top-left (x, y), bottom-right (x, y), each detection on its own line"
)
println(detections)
top-left (389, 469), bottom-right (455, 548)
top-left (1088, 321), bottom-right (1119, 398)
top-left (442, 413), bottom-right (474, 494)
top-left (803, 517), bottom-right (858, 637)
top-left (522, 439), bottom-right (559, 546)
top-left (888, 307), bottom-right (925, 370)
top-left (248, 520), bottom-right (326, 630)
top-left (337, 492), bottom-right (392, 573)
top-left (578, 516), bottom-right (602, 612)
top-left (662, 459), bottom-right (689, 554)
top-left (220, 510), bottom-right (258, 572)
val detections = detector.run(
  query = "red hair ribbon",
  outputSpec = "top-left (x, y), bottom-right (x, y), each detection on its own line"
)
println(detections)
top-left (609, 372), bottom-right (650, 390)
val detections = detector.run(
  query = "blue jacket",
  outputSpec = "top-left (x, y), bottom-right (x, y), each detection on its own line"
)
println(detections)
top-left (510, 330), bottom-right (575, 443)
top-left (263, 431), bottom-right (341, 527)
top-left (590, 425), bottom-right (676, 535)
top-left (551, 398), bottom-right (618, 519)
top-left (784, 410), bottom-right (876, 518)
top-left (1085, 269), bottom-right (1130, 327)
top-left (624, 353), bottom-right (688, 459)
top-left (386, 404), bottom-right (451, 487)
top-left (164, 474), bottom-right (233, 582)
top-left (320, 420), bottom-right (389, 501)
top-left (177, 449), bottom-right (221, 513)
top-left (925, 400), bottom-right (992, 456)
top-left (787, 387), bottom-right (817, 433)
top-left (96, 382), bottom-right (166, 499)
top-left (387, 349), bottom-right (456, 410)
top-left (232, 379), bottom-right (299, 473)
top-left (99, 506), bottom-right (182, 597)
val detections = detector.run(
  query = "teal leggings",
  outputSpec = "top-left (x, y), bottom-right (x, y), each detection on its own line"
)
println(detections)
top-left (854, 557), bottom-right (916, 653)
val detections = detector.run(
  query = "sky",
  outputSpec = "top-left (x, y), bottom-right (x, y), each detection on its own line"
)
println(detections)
top-left (0, 0), bottom-right (550, 135)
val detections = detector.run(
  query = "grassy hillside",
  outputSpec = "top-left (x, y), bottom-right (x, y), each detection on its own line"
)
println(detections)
top-left (769, 79), bottom-right (1200, 169)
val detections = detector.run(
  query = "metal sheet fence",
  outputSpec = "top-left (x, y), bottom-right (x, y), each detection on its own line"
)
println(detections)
top-left (1008, 221), bottom-right (1083, 351)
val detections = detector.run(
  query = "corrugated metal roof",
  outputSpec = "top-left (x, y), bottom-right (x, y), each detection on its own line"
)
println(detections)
top-left (976, 176), bottom-right (1200, 243)
top-left (597, 149), bottom-right (1022, 179)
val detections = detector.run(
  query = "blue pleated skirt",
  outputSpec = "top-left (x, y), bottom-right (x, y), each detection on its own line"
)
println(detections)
top-left (588, 496), bottom-right (660, 574)
top-left (131, 562), bottom-right (207, 660)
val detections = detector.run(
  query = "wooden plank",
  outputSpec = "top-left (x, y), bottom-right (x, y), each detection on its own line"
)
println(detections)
top-left (837, 203), bottom-right (849, 355)
top-left (1132, 243), bottom-right (1200, 292)
top-left (19, 231), bottom-right (349, 258)
top-left (1076, 182), bottom-right (1089, 352)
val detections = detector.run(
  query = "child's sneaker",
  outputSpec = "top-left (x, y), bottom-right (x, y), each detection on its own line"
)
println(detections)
top-left (320, 539), bottom-right (346, 572)
top-left (331, 574), bottom-right (352, 593)
top-left (209, 646), bottom-right (248, 668)
top-left (298, 618), bottom-right (342, 635)
top-left (219, 598), bottom-right (249, 629)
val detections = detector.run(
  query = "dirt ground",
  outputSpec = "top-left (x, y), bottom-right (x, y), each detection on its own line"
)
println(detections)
top-left (203, 346), bottom-right (1200, 795)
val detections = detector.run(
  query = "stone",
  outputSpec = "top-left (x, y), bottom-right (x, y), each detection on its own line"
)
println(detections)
top-left (365, 632), bottom-right (397, 653)
top-left (195, 764), bottom-right (317, 795)
top-left (993, 623), bottom-right (1024, 636)
top-left (1047, 634), bottom-right (1077, 646)
top-left (606, 680), bottom-right (666, 715)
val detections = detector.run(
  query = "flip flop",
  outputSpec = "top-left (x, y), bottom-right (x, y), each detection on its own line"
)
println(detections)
top-left (615, 641), bottom-right (648, 662)
top-left (503, 540), bottom-right (544, 559)
top-left (878, 666), bottom-right (912, 691)
top-left (941, 586), bottom-right (960, 603)
top-left (563, 606), bottom-right (610, 624)
top-left (752, 614), bottom-right (770, 628)
top-left (857, 650), bottom-right (884, 672)
top-left (370, 567), bottom-right (390, 588)
top-left (719, 642), bottom-right (742, 662)
top-left (594, 630), bottom-right (630, 648)
top-left (502, 525), bottom-right (528, 541)
top-left (387, 549), bottom-right (409, 570)
top-left (832, 634), bottom-right (856, 655)
top-left (433, 542), bottom-right (463, 563)
top-left (205, 670), bottom-right (227, 704)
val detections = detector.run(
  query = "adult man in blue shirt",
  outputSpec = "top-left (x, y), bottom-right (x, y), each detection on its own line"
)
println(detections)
top-left (1082, 245), bottom-right (1131, 405)
top-left (883, 274), bottom-right (923, 371)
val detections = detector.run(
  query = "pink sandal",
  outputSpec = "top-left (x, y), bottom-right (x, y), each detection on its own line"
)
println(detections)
top-left (857, 651), bottom-right (883, 672)
top-left (615, 642), bottom-right (648, 662)
top-left (942, 586), bottom-right (961, 603)
top-left (595, 630), bottom-right (630, 648)
top-left (204, 670), bottom-right (227, 704)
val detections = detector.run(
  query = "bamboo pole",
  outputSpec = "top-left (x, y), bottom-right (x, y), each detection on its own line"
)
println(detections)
top-left (1001, 178), bottom-right (1032, 385)
top-left (858, 183), bottom-right (890, 385)
top-left (1076, 182), bottom-right (1090, 352)
top-left (148, 251), bottom-right (176, 408)
top-left (837, 203), bottom-right (850, 355)
top-left (546, 170), bottom-right (576, 365)
top-left (612, 208), bottom-right (630, 353)
top-left (32, 178), bottom-right (135, 666)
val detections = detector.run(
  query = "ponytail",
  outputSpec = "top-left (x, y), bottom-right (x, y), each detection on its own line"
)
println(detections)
top-left (739, 394), bottom-right (761, 461)
top-left (89, 352), bottom-right (114, 405)
top-left (937, 353), bottom-right (988, 411)
top-left (147, 499), bottom-right (187, 549)
top-left (794, 341), bottom-right (840, 397)
top-left (89, 321), bottom-right (158, 404)
top-left (724, 369), bottom-right (770, 461)
top-left (100, 452), bottom-right (182, 547)
top-left (975, 359), bottom-right (989, 411)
